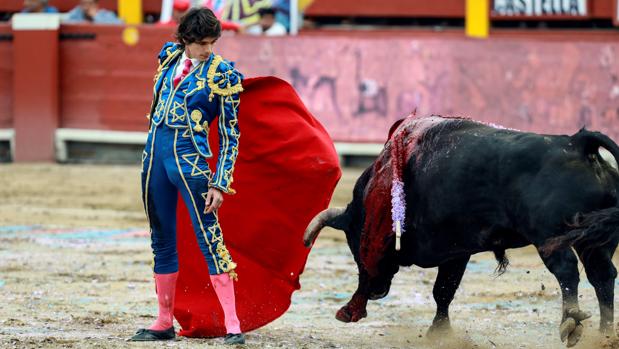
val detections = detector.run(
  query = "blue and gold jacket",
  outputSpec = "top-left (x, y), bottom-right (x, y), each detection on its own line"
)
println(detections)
top-left (148, 42), bottom-right (243, 194)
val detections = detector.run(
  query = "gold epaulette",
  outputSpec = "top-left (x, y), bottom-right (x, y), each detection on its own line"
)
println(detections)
top-left (160, 44), bottom-right (180, 66)
top-left (153, 46), bottom-right (181, 83)
top-left (206, 55), bottom-right (244, 102)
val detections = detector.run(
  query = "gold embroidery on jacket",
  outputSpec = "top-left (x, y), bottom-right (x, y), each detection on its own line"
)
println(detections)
top-left (191, 110), bottom-right (204, 132)
top-left (170, 101), bottom-right (186, 122)
top-left (206, 55), bottom-right (244, 102)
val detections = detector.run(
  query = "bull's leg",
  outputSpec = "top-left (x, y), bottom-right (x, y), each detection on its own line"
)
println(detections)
top-left (537, 248), bottom-right (590, 347)
top-left (426, 256), bottom-right (470, 338)
top-left (574, 244), bottom-right (618, 334)
top-left (335, 291), bottom-right (369, 323)
top-left (336, 254), bottom-right (399, 322)
top-left (336, 270), bottom-right (370, 323)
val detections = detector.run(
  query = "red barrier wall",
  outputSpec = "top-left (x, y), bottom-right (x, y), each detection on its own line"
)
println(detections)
top-left (59, 25), bottom-right (174, 131)
top-left (54, 27), bottom-right (619, 144)
top-left (13, 23), bottom-right (59, 162)
top-left (0, 24), bottom-right (12, 129)
top-left (592, 0), bottom-right (616, 17)
top-left (216, 33), bottom-right (619, 142)
top-left (0, 25), bottom-right (617, 147)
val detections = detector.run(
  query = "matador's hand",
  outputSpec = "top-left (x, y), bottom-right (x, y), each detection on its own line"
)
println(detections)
top-left (204, 188), bottom-right (224, 214)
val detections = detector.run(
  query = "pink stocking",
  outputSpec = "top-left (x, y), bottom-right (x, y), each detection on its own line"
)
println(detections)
top-left (210, 273), bottom-right (242, 334)
top-left (148, 272), bottom-right (178, 331)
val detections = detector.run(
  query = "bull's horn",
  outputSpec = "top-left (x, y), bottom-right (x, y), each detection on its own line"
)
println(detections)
top-left (303, 207), bottom-right (346, 247)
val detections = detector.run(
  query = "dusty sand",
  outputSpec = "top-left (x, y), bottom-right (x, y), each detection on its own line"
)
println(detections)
top-left (1, 164), bottom-right (618, 348)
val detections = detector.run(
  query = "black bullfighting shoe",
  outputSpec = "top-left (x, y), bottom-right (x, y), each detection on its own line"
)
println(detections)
top-left (129, 327), bottom-right (175, 341)
top-left (224, 333), bottom-right (245, 345)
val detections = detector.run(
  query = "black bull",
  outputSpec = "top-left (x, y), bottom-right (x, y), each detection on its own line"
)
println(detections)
top-left (304, 116), bottom-right (619, 347)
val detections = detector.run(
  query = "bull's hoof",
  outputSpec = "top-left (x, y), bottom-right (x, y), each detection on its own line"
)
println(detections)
top-left (560, 309), bottom-right (591, 347)
top-left (566, 324), bottom-right (584, 347)
top-left (426, 318), bottom-right (453, 340)
top-left (335, 304), bottom-right (367, 323)
top-left (599, 322), bottom-right (615, 336)
top-left (560, 318), bottom-right (576, 342)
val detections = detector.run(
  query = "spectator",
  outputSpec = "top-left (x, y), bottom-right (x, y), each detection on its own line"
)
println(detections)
top-left (271, 0), bottom-right (290, 31)
top-left (157, 0), bottom-right (190, 26)
top-left (245, 7), bottom-right (286, 36)
top-left (158, 0), bottom-right (240, 32)
top-left (22, 0), bottom-right (58, 13)
top-left (65, 0), bottom-right (122, 24)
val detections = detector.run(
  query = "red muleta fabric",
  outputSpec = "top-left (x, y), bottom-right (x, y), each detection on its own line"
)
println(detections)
top-left (173, 76), bottom-right (341, 337)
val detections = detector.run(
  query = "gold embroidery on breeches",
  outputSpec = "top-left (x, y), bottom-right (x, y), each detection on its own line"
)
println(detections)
top-left (172, 129), bottom-right (237, 277)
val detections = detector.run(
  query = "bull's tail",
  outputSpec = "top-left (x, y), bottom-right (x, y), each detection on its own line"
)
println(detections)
top-left (303, 207), bottom-right (350, 247)
top-left (493, 249), bottom-right (509, 276)
top-left (540, 207), bottom-right (619, 256)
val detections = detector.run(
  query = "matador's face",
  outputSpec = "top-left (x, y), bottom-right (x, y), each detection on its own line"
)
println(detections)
top-left (185, 37), bottom-right (218, 61)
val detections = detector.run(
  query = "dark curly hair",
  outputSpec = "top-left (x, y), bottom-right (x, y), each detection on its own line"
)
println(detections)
top-left (175, 8), bottom-right (221, 49)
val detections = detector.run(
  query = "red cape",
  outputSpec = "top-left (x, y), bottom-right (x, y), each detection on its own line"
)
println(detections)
top-left (173, 76), bottom-right (341, 337)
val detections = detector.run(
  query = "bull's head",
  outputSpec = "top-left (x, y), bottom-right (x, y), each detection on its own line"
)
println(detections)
top-left (304, 206), bottom-right (399, 316)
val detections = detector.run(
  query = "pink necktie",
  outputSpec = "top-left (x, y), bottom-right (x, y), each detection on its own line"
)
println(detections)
top-left (174, 58), bottom-right (193, 88)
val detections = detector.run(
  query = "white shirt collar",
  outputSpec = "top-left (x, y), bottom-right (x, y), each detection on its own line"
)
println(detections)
top-left (181, 51), bottom-right (200, 68)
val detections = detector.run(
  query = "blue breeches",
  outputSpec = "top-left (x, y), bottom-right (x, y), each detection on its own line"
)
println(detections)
top-left (141, 124), bottom-right (235, 275)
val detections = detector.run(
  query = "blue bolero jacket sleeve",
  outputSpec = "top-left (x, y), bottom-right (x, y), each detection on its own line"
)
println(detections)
top-left (207, 57), bottom-right (244, 194)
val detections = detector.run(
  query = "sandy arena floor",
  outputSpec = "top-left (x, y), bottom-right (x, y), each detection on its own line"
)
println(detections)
top-left (1, 164), bottom-right (619, 348)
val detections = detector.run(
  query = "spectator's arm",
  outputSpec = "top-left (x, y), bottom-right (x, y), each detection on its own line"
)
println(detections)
top-left (267, 22), bottom-right (287, 36)
top-left (244, 24), bottom-right (261, 35)
top-left (221, 21), bottom-right (241, 32)
top-left (94, 10), bottom-right (123, 24)
top-left (63, 8), bottom-right (84, 23)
